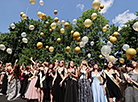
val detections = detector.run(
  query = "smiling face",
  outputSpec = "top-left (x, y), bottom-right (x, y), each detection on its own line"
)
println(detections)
top-left (60, 60), bottom-right (64, 67)
top-left (93, 64), bottom-right (99, 70)
top-left (108, 62), bottom-right (113, 68)
top-left (70, 61), bottom-right (74, 68)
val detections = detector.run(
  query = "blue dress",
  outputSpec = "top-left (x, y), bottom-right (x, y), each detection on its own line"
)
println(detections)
top-left (91, 72), bottom-right (107, 102)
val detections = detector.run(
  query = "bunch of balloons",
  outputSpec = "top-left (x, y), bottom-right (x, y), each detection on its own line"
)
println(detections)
top-left (37, 11), bottom-right (46, 20)
top-left (20, 12), bottom-right (27, 20)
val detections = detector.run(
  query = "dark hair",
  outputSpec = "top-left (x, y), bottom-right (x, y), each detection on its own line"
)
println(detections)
top-left (13, 64), bottom-right (21, 78)
top-left (93, 64), bottom-right (101, 72)
top-left (108, 62), bottom-right (118, 70)
top-left (26, 66), bottom-right (30, 71)
top-left (132, 58), bottom-right (137, 61)
top-left (89, 60), bottom-right (95, 67)
top-left (120, 67), bottom-right (126, 73)
top-left (126, 64), bottom-right (135, 69)
top-left (68, 61), bottom-right (74, 69)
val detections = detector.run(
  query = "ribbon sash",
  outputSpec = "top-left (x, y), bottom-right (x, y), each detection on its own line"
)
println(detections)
top-left (58, 69), bottom-right (64, 80)
top-left (104, 70), bottom-right (120, 88)
top-left (93, 72), bottom-right (102, 83)
top-left (123, 73), bottom-right (138, 90)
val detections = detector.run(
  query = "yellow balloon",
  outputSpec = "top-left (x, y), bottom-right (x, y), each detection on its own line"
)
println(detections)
top-left (108, 55), bottom-right (116, 63)
top-left (49, 46), bottom-right (54, 52)
top-left (102, 26), bottom-right (107, 32)
top-left (73, 31), bottom-right (80, 39)
top-left (37, 42), bottom-right (43, 49)
top-left (30, 0), bottom-right (36, 5)
top-left (92, 0), bottom-right (101, 9)
top-left (105, 24), bottom-right (109, 28)
top-left (51, 22), bottom-right (57, 29)
top-left (126, 48), bottom-right (137, 60)
top-left (37, 11), bottom-right (42, 18)
top-left (99, 55), bottom-right (103, 59)
top-left (91, 13), bottom-right (97, 19)
top-left (75, 47), bottom-right (81, 53)
top-left (71, 30), bottom-right (74, 34)
top-left (61, 20), bottom-right (65, 25)
top-left (57, 21), bottom-right (60, 25)
top-left (41, 13), bottom-right (46, 20)
top-left (60, 28), bottom-right (65, 34)
top-left (49, 29), bottom-right (52, 33)
top-left (119, 58), bottom-right (125, 64)
top-left (40, 32), bottom-right (44, 37)
top-left (54, 10), bottom-right (58, 15)
top-left (46, 46), bottom-right (49, 49)
top-left (20, 12), bottom-right (24, 17)
top-left (54, 17), bottom-right (59, 23)
top-left (109, 36), bottom-right (112, 40)
top-left (66, 46), bottom-right (70, 52)
top-left (109, 36), bottom-right (117, 44)
top-left (84, 19), bottom-right (92, 28)
top-left (57, 38), bottom-right (61, 43)
top-left (64, 22), bottom-right (69, 29)
top-left (45, 21), bottom-right (49, 25)
top-left (22, 14), bottom-right (27, 20)
top-left (113, 32), bottom-right (119, 37)
top-left (76, 37), bottom-right (80, 41)
top-left (100, 5), bottom-right (104, 9)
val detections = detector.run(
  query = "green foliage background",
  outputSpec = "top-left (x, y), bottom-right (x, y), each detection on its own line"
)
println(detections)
top-left (0, 9), bottom-right (138, 66)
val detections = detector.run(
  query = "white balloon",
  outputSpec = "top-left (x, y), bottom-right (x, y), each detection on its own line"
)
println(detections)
top-left (39, 0), bottom-right (44, 6)
top-left (106, 55), bottom-right (116, 64)
top-left (104, 63), bottom-right (107, 65)
top-left (73, 19), bottom-right (77, 24)
top-left (122, 44), bottom-right (130, 51)
top-left (133, 21), bottom-right (138, 31)
top-left (29, 25), bottom-right (35, 30)
top-left (22, 38), bottom-right (28, 43)
top-left (90, 41), bottom-right (94, 46)
top-left (10, 23), bottom-right (15, 29)
top-left (107, 41), bottom-right (112, 47)
top-left (21, 32), bottom-right (27, 37)
top-left (80, 42), bottom-right (85, 48)
top-left (82, 36), bottom-right (89, 44)
top-left (0, 44), bottom-right (6, 51)
top-left (6, 48), bottom-right (12, 54)
top-left (87, 53), bottom-right (91, 58)
top-left (101, 45), bottom-right (111, 56)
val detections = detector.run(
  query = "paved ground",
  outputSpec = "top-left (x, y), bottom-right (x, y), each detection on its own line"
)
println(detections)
top-left (0, 95), bottom-right (27, 102)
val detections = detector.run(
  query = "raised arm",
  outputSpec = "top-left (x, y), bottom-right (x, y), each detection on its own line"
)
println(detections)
top-left (14, 59), bottom-right (18, 67)
top-left (30, 57), bottom-right (35, 65)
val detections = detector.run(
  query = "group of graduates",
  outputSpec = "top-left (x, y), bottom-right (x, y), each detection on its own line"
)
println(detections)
top-left (0, 57), bottom-right (138, 102)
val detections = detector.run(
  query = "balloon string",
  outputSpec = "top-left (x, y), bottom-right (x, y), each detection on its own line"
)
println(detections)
top-left (33, 6), bottom-right (40, 18)
top-left (26, 4), bottom-right (30, 15)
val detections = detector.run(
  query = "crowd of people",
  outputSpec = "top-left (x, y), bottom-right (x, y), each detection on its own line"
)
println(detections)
top-left (0, 57), bottom-right (138, 102)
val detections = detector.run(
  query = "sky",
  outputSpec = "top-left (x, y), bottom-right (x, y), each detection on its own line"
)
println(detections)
top-left (0, 0), bottom-right (138, 33)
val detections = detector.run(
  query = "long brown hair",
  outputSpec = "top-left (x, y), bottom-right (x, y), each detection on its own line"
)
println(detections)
top-left (13, 64), bottom-right (21, 78)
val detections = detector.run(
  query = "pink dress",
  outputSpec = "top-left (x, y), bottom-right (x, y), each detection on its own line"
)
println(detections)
top-left (25, 76), bottom-right (38, 99)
